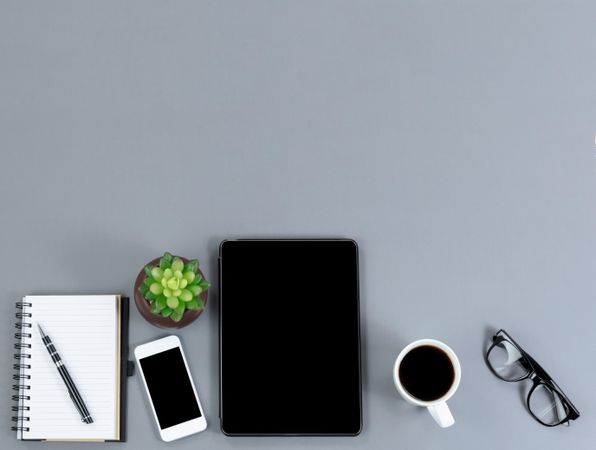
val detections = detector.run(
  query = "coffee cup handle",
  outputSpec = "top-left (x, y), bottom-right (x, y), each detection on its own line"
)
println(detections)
top-left (427, 402), bottom-right (454, 428)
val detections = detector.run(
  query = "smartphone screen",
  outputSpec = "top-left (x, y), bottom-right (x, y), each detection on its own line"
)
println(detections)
top-left (139, 347), bottom-right (202, 429)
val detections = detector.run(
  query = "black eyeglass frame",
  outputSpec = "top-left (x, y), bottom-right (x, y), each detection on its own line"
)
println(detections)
top-left (485, 329), bottom-right (580, 427)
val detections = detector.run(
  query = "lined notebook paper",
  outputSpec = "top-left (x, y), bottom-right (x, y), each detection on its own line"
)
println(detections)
top-left (16, 295), bottom-right (120, 441)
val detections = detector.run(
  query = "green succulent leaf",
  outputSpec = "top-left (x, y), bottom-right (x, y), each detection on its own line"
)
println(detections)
top-left (151, 267), bottom-right (163, 281)
top-left (156, 295), bottom-right (167, 310)
top-left (182, 271), bottom-right (194, 282)
top-left (198, 280), bottom-right (210, 290)
top-left (175, 302), bottom-right (186, 314)
top-left (162, 252), bottom-right (174, 264)
top-left (190, 273), bottom-right (202, 285)
top-left (180, 289), bottom-right (193, 302)
top-left (143, 276), bottom-right (153, 287)
top-left (171, 258), bottom-right (184, 272)
top-left (150, 301), bottom-right (164, 314)
top-left (159, 254), bottom-right (172, 269)
top-left (163, 288), bottom-right (172, 297)
top-left (186, 299), bottom-right (200, 310)
top-left (170, 311), bottom-right (183, 322)
top-left (195, 298), bottom-right (204, 309)
top-left (138, 283), bottom-right (149, 295)
top-left (144, 264), bottom-right (153, 277)
top-left (189, 285), bottom-right (202, 296)
top-left (163, 268), bottom-right (173, 278)
top-left (166, 296), bottom-right (179, 309)
top-left (150, 283), bottom-right (163, 295)
top-left (160, 307), bottom-right (173, 317)
top-left (185, 259), bottom-right (199, 273)
top-left (145, 291), bottom-right (157, 301)
top-left (179, 278), bottom-right (188, 289)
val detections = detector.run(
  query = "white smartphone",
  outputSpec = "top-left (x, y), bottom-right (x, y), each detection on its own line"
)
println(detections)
top-left (135, 335), bottom-right (207, 441)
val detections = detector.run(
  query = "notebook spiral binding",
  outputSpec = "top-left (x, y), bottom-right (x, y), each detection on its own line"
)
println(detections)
top-left (12, 301), bottom-right (32, 434)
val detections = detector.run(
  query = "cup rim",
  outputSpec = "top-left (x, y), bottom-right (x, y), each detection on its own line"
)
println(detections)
top-left (393, 339), bottom-right (461, 406)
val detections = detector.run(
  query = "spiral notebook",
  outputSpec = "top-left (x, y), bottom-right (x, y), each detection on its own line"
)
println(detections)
top-left (12, 295), bottom-right (132, 442)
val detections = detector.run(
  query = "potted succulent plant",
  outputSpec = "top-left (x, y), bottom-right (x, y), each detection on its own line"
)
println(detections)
top-left (134, 252), bottom-right (210, 328)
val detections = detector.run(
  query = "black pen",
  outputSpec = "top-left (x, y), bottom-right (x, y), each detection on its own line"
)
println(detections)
top-left (37, 324), bottom-right (93, 424)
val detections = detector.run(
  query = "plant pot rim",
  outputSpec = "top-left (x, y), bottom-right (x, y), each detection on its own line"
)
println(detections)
top-left (134, 256), bottom-right (208, 329)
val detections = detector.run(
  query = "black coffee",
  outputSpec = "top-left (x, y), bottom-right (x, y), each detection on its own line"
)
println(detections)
top-left (398, 345), bottom-right (455, 402)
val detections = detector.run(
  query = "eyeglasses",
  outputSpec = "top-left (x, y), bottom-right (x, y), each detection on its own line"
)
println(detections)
top-left (485, 329), bottom-right (580, 427)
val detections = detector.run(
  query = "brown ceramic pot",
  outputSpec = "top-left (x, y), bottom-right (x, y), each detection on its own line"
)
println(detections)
top-left (134, 256), bottom-right (208, 329)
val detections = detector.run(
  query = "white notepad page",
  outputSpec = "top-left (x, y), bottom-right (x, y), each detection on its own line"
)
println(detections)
top-left (21, 295), bottom-right (119, 441)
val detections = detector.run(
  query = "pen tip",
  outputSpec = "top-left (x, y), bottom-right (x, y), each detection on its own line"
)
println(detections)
top-left (37, 323), bottom-right (45, 336)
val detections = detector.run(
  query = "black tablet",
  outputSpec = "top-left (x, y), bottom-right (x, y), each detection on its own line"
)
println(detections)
top-left (219, 239), bottom-right (362, 436)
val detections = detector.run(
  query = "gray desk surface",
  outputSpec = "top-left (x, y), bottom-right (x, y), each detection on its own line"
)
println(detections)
top-left (2, 1), bottom-right (596, 449)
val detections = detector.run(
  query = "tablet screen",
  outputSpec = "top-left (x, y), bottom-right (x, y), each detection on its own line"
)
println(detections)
top-left (220, 240), bottom-right (362, 435)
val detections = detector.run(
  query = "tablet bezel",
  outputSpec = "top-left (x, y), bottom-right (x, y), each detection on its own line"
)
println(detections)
top-left (218, 238), bottom-right (362, 436)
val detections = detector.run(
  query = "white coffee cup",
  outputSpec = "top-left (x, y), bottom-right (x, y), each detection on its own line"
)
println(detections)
top-left (393, 339), bottom-right (461, 428)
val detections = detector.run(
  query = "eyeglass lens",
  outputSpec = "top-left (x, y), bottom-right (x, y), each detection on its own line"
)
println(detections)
top-left (529, 383), bottom-right (569, 426)
top-left (487, 339), bottom-right (530, 381)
